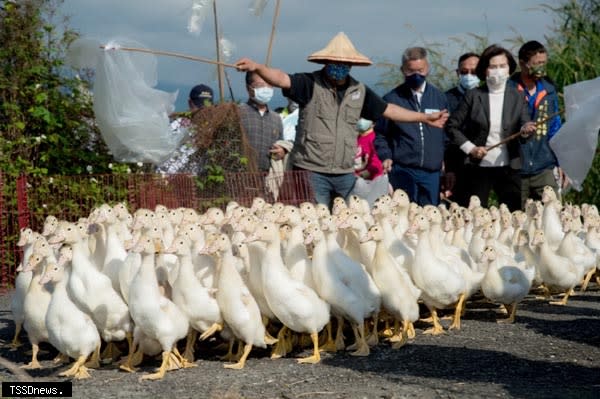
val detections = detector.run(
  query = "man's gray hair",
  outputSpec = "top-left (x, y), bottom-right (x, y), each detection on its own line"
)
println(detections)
top-left (401, 47), bottom-right (428, 66)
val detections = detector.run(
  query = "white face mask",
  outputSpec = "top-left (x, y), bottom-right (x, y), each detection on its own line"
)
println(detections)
top-left (253, 87), bottom-right (274, 104)
top-left (356, 118), bottom-right (372, 132)
top-left (459, 74), bottom-right (480, 90)
top-left (486, 68), bottom-right (509, 88)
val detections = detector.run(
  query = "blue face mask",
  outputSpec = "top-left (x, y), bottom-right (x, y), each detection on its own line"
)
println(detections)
top-left (253, 87), bottom-right (274, 104)
top-left (325, 64), bottom-right (351, 81)
top-left (356, 118), bottom-right (372, 132)
top-left (405, 73), bottom-right (426, 89)
top-left (459, 74), bottom-right (480, 90)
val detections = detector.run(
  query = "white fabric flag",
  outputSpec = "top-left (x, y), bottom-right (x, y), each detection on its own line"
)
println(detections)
top-left (549, 77), bottom-right (600, 191)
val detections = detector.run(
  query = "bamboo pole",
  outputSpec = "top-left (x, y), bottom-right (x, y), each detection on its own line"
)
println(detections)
top-left (485, 109), bottom-right (564, 151)
top-left (98, 45), bottom-right (237, 68)
top-left (213, 0), bottom-right (225, 103)
top-left (265, 0), bottom-right (281, 66)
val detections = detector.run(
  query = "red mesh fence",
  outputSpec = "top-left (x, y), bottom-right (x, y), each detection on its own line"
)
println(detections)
top-left (0, 171), bottom-right (313, 289)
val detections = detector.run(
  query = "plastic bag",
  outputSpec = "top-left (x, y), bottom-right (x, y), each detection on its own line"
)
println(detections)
top-left (249, 0), bottom-right (269, 16)
top-left (188, 0), bottom-right (214, 35)
top-left (68, 38), bottom-right (184, 165)
top-left (281, 108), bottom-right (298, 142)
top-left (550, 77), bottom-right (600, 191)
top-left (350, 174), bottom-right (391, 207)
top-left (66, 37), bottom-right (102, 70)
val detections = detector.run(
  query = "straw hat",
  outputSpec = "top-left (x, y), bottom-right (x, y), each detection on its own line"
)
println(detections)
top-left (307, 32), bottom-right (372, 66)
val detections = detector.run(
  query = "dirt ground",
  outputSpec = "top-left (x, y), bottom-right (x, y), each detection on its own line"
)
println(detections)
top-left (0, 285), bottom-right (598, 399)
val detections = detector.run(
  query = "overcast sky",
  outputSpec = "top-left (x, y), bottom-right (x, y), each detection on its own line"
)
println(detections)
top-left (61, 0), bottom-right (560, 111)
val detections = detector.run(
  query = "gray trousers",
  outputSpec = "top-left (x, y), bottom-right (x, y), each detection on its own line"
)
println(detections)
top-left (521, 168), bottom-right (559, 209)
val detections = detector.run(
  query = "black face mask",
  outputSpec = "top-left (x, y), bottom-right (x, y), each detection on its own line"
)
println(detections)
top-left (528, 64), bottom-right (547, 79)
top-left (405, 73), bottom-right (426, 89)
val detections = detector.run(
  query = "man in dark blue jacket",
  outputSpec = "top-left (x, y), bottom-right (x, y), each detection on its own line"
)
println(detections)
top-left (374, 47), bottom-right (448, 206)
top-left (509, 40), bottom-right (564, 208)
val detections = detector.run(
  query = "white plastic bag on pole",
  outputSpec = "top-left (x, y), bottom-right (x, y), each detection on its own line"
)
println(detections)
top-left (550, 77), bottom-right (600, 191)
top-left (68, 38), bottom-right (184, 165)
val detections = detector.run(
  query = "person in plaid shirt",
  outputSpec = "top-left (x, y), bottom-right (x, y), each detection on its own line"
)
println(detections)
top-left (239, 71), bottom-right (287, 172)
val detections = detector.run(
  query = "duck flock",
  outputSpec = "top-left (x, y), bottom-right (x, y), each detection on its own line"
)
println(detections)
top-left (9, 185), bottom-right (600, 380)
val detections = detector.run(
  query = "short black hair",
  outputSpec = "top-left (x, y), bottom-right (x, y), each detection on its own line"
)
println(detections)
top-left (475, 44), bottom-right (517, 81)
top-left (457, 52), bottom-right (479, 69)
top-left (518, 40), bottom-right (547, 62)
top-left (245, 71), bottom-right (257, 86)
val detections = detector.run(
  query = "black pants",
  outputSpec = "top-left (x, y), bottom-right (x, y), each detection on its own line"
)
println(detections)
top-left (453, 165), bottom-right (522, 211)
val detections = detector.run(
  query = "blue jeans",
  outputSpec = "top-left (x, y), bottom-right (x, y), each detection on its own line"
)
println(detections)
top-left (309, 171), bottom-right (356, 209)
top-left (389, 164), bottom-right (440, 206)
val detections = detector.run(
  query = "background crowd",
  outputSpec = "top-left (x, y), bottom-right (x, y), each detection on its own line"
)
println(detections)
top-left (165, 33), bottom-right (564, 211)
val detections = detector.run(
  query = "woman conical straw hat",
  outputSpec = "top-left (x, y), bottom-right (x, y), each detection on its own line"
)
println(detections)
top-left (307, 32), bottom-right (372, 66)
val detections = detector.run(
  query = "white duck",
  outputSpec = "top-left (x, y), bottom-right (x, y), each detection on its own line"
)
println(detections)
top-left (582, 215), bottom-right (600, 290)
top-left (48, 222), bottom-right (133, 363)
top-left (371, 203), bottom-right (414, 273)
top-left (299, 202), bottom-right (318, 220)
top-left (10, 228), bottom-right (41, 348)
top-left (245, 222), bottom-right (330, 363)
top-left (468, 209), bottom-right (492, 262)
top-left (231, 214), bottom-right (277, 323)
top-left (20, 247), bottom-right (54, 369)
top-left (304, 224), bottom-right (370, 356)
top-left (391, 189), bottom-right (411, 239)
top-left (541, 186), bottom-right (564, 249)
top-left (557, 213), bottom-right (597, 291)
top-left (450, 213), bottom-right (469, 253)
top-left (531, 229), bottom-right (581, 305)
top-left (497, 211), bottom-right (515, 249)
top-left (122, 234), bottom-right (192, 379)
top-left (513, 230), bottom-right (543, 286)
top-left (409, 213), bottom-right (467, 335)
top-left (479, 245), bottom-right (534, 323)
top-left (39, 257), bottom-right (100, 379)
top-left (320, 215), bottom-right (381, 348)
top-left (276, 205), bottom-right (315, 290)
top-left (361, 224), bottom-right (421, 348)
top-left (337, 212), bottom-right (376, 268)
top-left (425, 206), bottom-right (484, 301)
top-left (93, 206), bottom-right (128, 298)
top-left (119, 222), bottom-right (161, 306)
top-left (201, 233), bottom-right (267, 369)
top-left (165, 234), bottom-right (222, 363)
top-left (179, 222), bottom-right (217, 289)
top-left (335, 208), bottom-right (365, 265)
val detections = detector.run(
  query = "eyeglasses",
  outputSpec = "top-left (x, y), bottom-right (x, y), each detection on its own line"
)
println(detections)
top-left (459, 68), bottom-right (477, 75)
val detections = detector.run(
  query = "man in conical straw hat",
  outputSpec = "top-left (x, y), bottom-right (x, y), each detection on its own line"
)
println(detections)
top-left (236, 32), bottom-right (448, 209)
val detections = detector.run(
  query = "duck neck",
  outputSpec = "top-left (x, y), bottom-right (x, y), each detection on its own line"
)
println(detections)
top-left (93, 223), bottom-right (108, 259)
top-left (139, 252), bottom-right (159, 284)
top-left (175, 251), bottom-right (193, 280)
top-left (216, 248), bottom-right (240, 287)
top-left (417, 229), bottom-right (433, 254)
top-left (52, 272), bottom-right (69, 300)
top-left (372, 240), bottom-right (389, 270)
